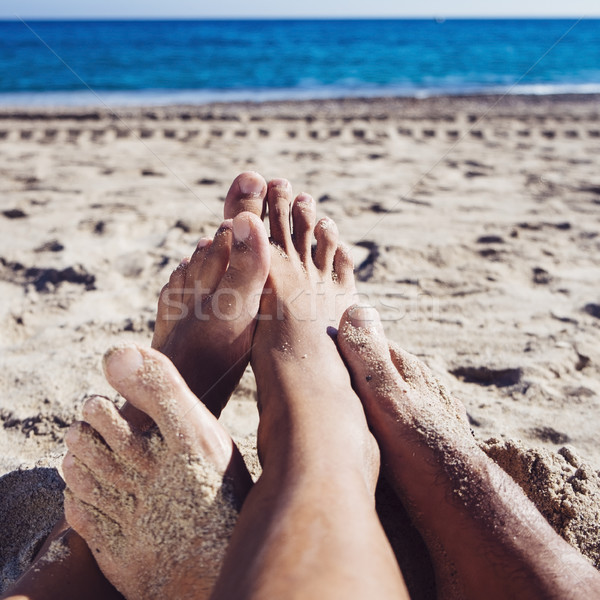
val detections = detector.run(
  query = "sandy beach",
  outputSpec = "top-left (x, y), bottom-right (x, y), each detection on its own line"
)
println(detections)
top-left (1, 94), bottom-right (599, 592)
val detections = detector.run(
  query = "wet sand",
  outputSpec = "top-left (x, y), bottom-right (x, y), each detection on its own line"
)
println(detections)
top-left (1, 94), bottom-right (599, 592)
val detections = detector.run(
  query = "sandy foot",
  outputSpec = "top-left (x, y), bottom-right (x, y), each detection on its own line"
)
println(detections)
top-left (63, 344), bottom-right (253, 600)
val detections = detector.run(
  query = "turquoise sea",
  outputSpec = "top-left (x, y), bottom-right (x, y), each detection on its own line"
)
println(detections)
top-left (0, 19), bottom-right (599, 105)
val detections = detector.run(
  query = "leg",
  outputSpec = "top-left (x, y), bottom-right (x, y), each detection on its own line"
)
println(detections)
top-left (337, 305), bottom-right (600, 600)
top-left (1, 520), bottom-right (125, 600)
top-left (211, 180), bottom-right (409, 600)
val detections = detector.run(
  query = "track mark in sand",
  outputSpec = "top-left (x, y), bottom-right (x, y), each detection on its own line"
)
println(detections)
top-left (34, 240), bottom-right (64, 253)
top-left (0, 259), bottom-right (96, 292)
top-left (532, 267), bottom-right (552, 285)
top-left (578, 185), bottom-right (600, 196)
top-left (530, 426), bottom-right (571, 445)
top-left (141, 169), bottom-right (165, 177)
top-left (583, 303), bottom-right (600, 319)
top-left (1, 409), bottom-right (70, 441)
top-left (517, 221), bottom-right (571, 231)
top-left (67, 128), bottom-right (81, 142)
top-left (450, 365), bottom-right (523, 388)
top-left (2, 208), bottom-right (27, 219)
top-left (477, 235), bottom-right (505, 244)
top-left (27, 265), bottom-right (96, 292)
top-left (354, 240), bottom-right (380, 283)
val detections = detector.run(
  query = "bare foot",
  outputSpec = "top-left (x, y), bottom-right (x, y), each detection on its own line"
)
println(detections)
top-left (63, 344), bottom-right (253, 600)
top-left (152, 173), bottom-right (270, 417)
top-left (250, 178), bottom-right (376, 481)
top-left (337, 305), bottom-right (600, 600)
top-left (211, 180), bottom-right (408, 600)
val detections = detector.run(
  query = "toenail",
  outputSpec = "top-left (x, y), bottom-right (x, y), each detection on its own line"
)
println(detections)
top-left (271, 178), bottom-right (291, 191)
top-left (197, 238), bottom-right (211, 249)
top-left (103, 344), bottom-right (144, 383)
top-left (82, 396), bottom-right (105, 418)
top-left (296, 193), bottom-right (313, 204)
top-left (238, 172), bottom-right (265, 196)
top-left (348, 305), bottom-right (381, 329)
top-left (216, 220), bottom-right (233, 235)
top-left (233, 216), bottom-right (252, 243)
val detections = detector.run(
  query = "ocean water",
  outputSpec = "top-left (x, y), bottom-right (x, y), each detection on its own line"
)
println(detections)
top-left (0, 19), bottom-right (599, 106)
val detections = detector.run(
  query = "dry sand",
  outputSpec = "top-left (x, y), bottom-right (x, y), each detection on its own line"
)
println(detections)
top-left (0, 95), bottom-right (599, 594)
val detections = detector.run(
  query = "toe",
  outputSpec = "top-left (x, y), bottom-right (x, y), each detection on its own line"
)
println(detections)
top-left (152, 258), bottom-right (189, 350)
top-left (266, 178), bottom-right (293, 252)
top-left (388, 343), bottom-right (429, 390)
top-left (79, 396), bottom-right (145, 467)
top-left (103, 344), bottom-right (235, 466)
top-left (388, 342), bottom-right (469, 425)
top-left (337, 305), bottom-right (410, 411)
top-left (291, 193), bottom-right (316, 264)
top-left (63, 490), bottom-right (97, 540)
top-left (186, 222), bottom-right (232, 301)
top-left (333, 243), bottom-right (354, 286)
top-left (63, 453), bottom-right (125, 522)
top-left (65, 419), bottom-right (133, 488)
top-left (224, 171), bottom-right (267, 220)
top-left (313, 217), bottom-right (339, 274)
top-left (213, 212), bottom-right (271, 322)
top-left (64, 490), bottom-right (121, 555)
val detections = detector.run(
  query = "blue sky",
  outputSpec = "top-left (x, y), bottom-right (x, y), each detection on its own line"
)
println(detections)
top-left (1, 0), bottom-right (599, 19)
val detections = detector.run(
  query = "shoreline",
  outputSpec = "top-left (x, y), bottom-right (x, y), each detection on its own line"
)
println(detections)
top-left (0, 92), bottom-right (599, 120)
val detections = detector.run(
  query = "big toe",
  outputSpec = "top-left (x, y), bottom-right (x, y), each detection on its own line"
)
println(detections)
top-left (215, 212), bottom-right (271, 319)
top-left (224, 171), bottom-right (267, 220)
top-left (337, 305), bottom-right (409, 411)
top-left (102, 344), bottom-right (254, 494)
